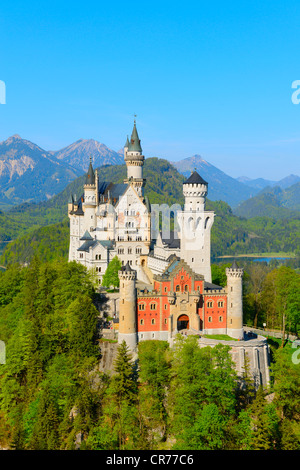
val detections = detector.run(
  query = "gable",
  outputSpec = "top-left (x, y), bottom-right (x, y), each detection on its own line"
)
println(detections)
top-left (116, 184), bottom-right (148, 214)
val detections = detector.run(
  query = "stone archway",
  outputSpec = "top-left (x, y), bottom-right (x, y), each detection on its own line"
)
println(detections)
top-left (177, 314), bottom-right (189, 331)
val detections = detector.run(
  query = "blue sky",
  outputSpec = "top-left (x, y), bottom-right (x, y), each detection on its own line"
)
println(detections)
top-left (0, 0), bottom-right (300, 180)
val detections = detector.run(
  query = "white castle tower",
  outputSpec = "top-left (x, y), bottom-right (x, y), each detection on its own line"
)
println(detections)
top-left (83, 156), bottom-right (97, 233)
top-left (123, 120), bottom-right (146, 197)
top-left (226, 261), bottom-right (244, 339)
top-left (177, 170), bottom-right (214, 282)
top-left (118, 262), bottom-right (138, 351)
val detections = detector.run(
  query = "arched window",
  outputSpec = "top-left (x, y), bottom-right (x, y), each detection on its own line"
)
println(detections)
top-left (175, 285), bottom-right (180, 292)
top-left (184, 285), bottom-right (189, 292)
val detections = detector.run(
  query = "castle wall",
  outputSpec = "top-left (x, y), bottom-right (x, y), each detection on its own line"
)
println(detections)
top-left (197, 336), bottom-right (271, 390)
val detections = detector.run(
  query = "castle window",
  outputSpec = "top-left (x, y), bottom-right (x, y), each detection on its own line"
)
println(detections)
top-left (207, 301), bottom-right (213, 308)
top-left (140, 319), bottom-right (144, 325)
top-left (218, 301), bottom-right (224, 308)
top-left (175, 285), bottom-right (180, 292)
top-left (128, 248), bottom-right (132, 254)
top-left (139, 303), bottom-right (145, 311)
top-left (79, 253), bottom-right (83, 259)
top-left (184, 285), bottom-right (189, 292)
top-left (192, 258), bottom-right (194, 262)
top-left (164, 286), bottom-right (168, 293)
top-left (151, 318), bottom-right (155, 325)
top-left (150, 303), bottom-right (157, 310)
top-left (118, 248), bottom-right (124, 254)
top-left (219, 316), bottom-right (223, 322)
top-left (136, 247), bottom-right (142, 254)
top-left (164, 319), bottom-right (168, 324)
top-left (164, 304), bottom-right (168, 310)
top-left (152, 333), bottom-right (155, 338)
top-left (208, 316), bottom-right (212, 322)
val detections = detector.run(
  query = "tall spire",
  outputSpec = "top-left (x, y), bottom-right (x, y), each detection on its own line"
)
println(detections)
top-left (85, 155), bottom-right (95, 185)
top-left (128, 119), bottom-right (142, 152)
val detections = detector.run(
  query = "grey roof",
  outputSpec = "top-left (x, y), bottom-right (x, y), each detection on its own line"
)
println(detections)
top-left (204, 281), bottom-right (223, 291)
top-left (80, 230), bottom-right (93, 241)
top-left (77, 240), bottom-right (97, 252)
top-left (85, 159), bottom-right (95, 185)
top-left (128, 121), bottom-right (142, 152)
top-left (98, 181), bottom-right (127, 205)
top-left (99, 240), bottom-right (114, 249)
top-left (121, 261), bottom-right (135, 272)
top-left (183, 171), bottom-right (207, 185)
top-left (231, 260), bottom-right (238, 269)
top-left (73, 196), bottom-right (84, 215)
top-left (161, 230), bottom-right (180, 249)
top-left (164, 259), bottom-right (180, 275)
top-left (77, 239), bottom-right (114, 253)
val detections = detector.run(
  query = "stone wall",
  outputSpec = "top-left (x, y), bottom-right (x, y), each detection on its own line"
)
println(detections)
top-left (198, 335), bottom-right (271, 390)
top-left (98, 340), bottom-right (119, 374)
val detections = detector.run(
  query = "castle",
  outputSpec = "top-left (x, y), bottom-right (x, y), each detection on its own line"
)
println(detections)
top-left (68, 121), bottom-right (271, 389)
top-left (68, 120), bottom-right (244, 345)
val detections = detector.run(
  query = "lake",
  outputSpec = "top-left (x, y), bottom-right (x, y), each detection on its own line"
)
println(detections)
top-left (216, 255), bottom-right (293, 264)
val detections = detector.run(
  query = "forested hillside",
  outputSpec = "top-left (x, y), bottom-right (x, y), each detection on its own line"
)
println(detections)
top-left (234, 183), bottom-right (300, 219)
top-left (0, 259), bottom-right (299, 450)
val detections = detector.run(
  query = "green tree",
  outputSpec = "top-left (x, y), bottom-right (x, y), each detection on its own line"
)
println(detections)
top-left (249, 387), bottom-right (280, 450)
top-left (138, 341), bottom-right (170, 445)
top-left (102, 256), bottom-right (122, 290)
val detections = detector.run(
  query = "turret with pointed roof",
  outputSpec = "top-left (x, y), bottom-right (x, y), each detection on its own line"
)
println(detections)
top-left (183, 170), bottom-right (208, 186)
top-left (128, 120), bottom-right (142, 153)
top-left (124, 119), bottom-right (145, 196)
top-left (85, 156), bottom-right (95, 186)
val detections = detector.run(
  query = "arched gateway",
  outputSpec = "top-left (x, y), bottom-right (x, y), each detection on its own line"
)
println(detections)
top-left (177, 314), bottom-right (189, 330)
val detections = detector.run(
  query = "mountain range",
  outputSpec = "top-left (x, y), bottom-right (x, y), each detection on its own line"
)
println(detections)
top-left (236, 174), bottom-right (300, 191)
top-left (0, 135), bottom-right (81, 205)
top-left (234, 182), bottom-right (300, 219)
top-left (52, 139), bottom-right (124, 172)
top-left (0, 134), bottom-right (298, 210)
